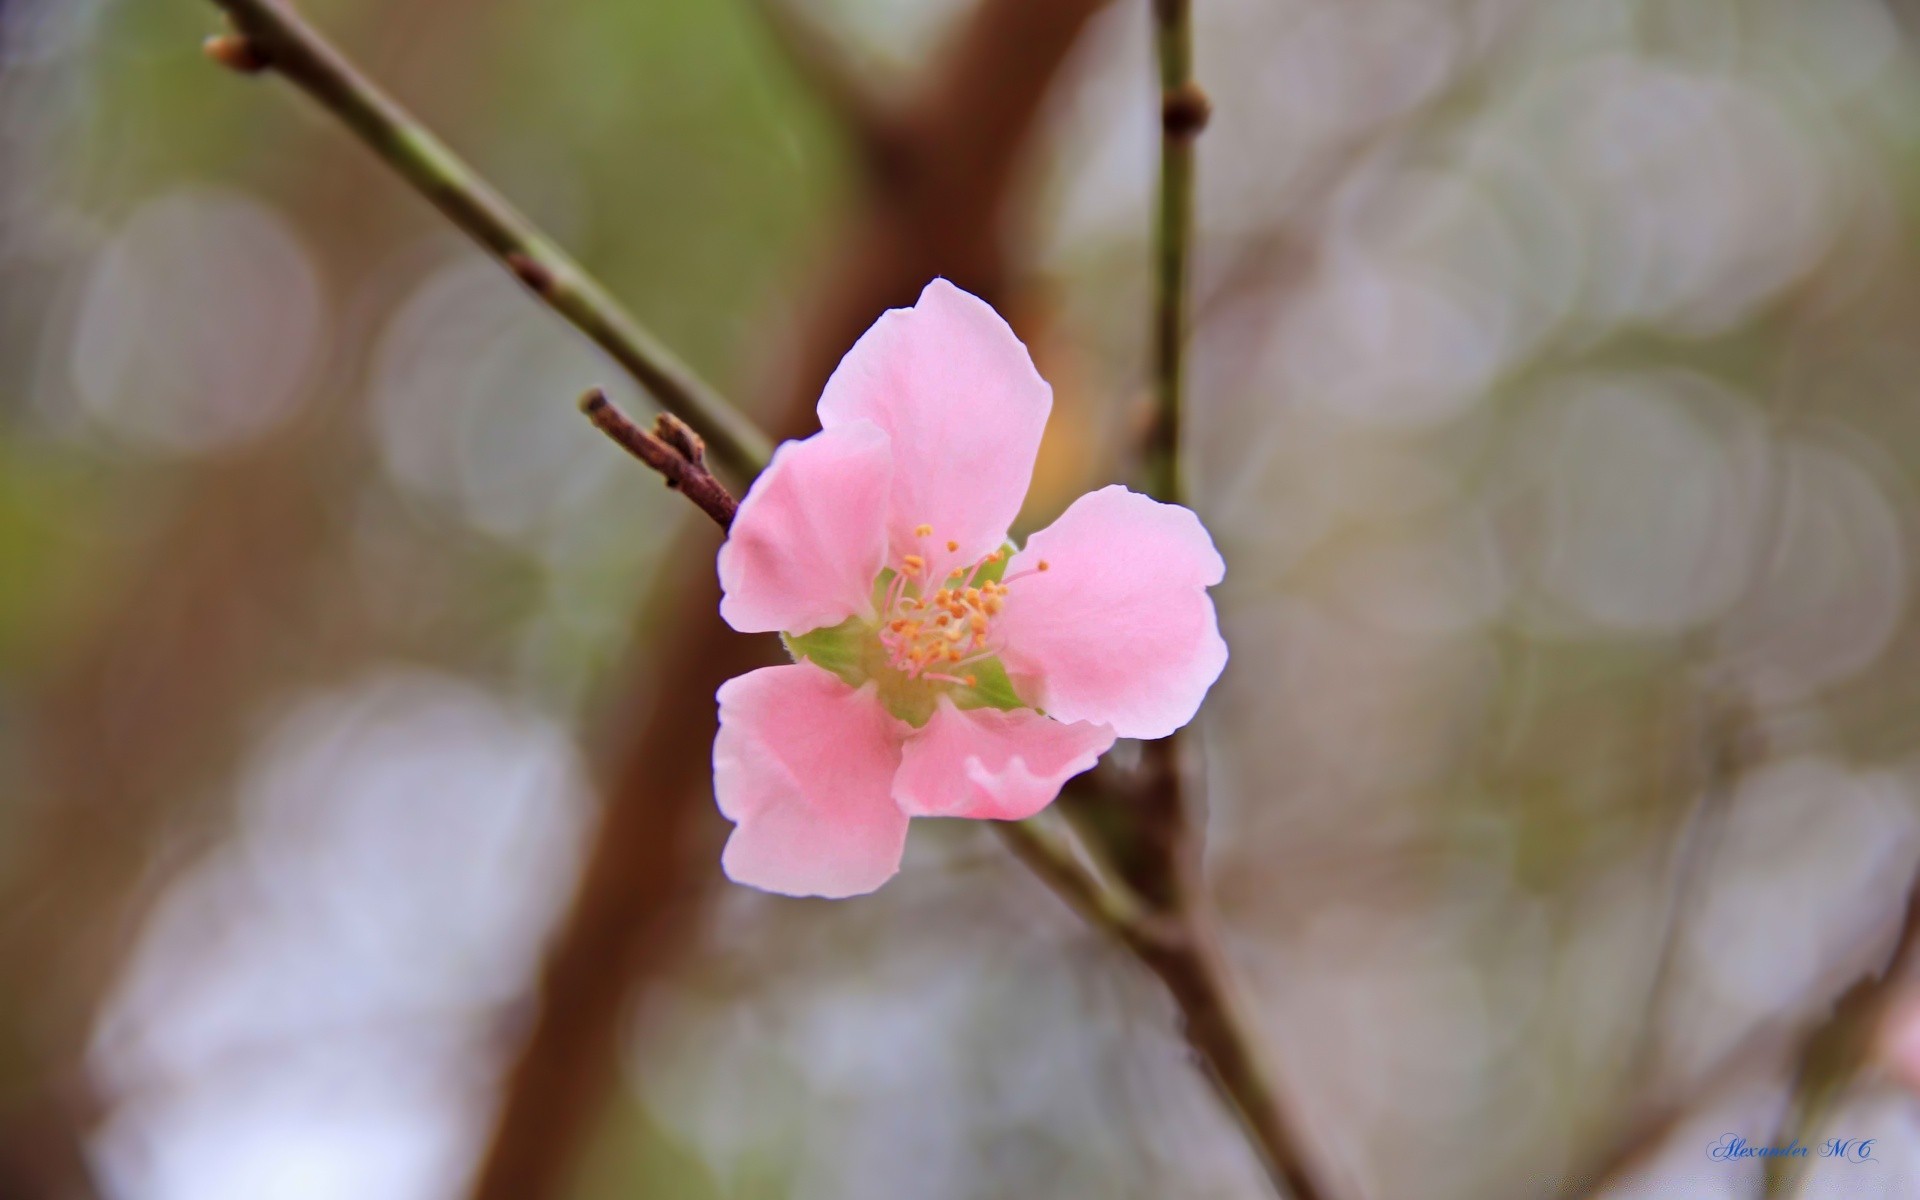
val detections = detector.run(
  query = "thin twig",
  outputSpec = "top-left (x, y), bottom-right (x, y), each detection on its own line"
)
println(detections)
top-left (1003, 806), bottom-right (1329, 1200)
top-left (995, 818), bottom-right (1163, 949)
top-left (202, 0), bottom-right (773, 478)
top-left (1133, 3), bottom-right (1330, 1196)
top-left (1145, 0), bottom-right (1206, 503)
top-left (578, 390), bottom-right (738, 528)
top-left (1573, 872), bottom-right (1920, 1198)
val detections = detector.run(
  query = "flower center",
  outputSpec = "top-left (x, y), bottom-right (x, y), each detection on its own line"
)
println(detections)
top-left (780, 522), bottom-right (1048, 726)
top-left (877, 523), bottom-right (1050, 687)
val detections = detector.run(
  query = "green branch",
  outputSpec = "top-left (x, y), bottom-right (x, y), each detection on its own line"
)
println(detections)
top-left (1146, 0), bottom-right (1207, 504)
top-left (204, 0), bottom-right (773, 479)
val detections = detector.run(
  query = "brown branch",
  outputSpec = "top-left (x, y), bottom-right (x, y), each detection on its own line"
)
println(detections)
top-left (470, 2), bottom-right (1121, 1197)
top-left (578, 390), bottom-right (737, 529)
top-left (1761, 877), bottom-right (1920, 1196)
top-left (1570, 872), bottom-right (1920, 1198)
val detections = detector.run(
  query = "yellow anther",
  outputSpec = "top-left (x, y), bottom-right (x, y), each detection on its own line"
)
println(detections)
top-left (965, 587), bottom-right (981, 603)
top-left (1037, 560), bottom-right (1050, 572)
top-left (946, 540), bottom-right (959, 552)
top-left (915, 523), bottom-right (934, 538)
top-left (935, 614), bottom-right (951, 627)
top-left (969, 612), bottom-right (989, 633)
top-left (903, 554), bottom-right (925, 575)
top-left (964, 674), bottom-right (978, 687)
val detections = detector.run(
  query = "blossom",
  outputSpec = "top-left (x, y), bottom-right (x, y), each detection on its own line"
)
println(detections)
top-left (712, 279), bottom-right (1228, 897)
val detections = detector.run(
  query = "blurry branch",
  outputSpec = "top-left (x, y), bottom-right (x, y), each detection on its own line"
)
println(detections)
top-left (201, 0), bottom-right (772, 478)
top-left (578, 390), bottom-right (739, 528)
top-left (1620, 689), bottom-right (1751, 1097)
top-left (475, 2), bottom-right (1124, 1198)
top-left (0, 445), bottom-right (345, 1200)
top-left (1571, 873), bottom-right (1920, 1198)
top-left (1760, 879), bottom-right (1920, 1197)
top-left (746, 0), bottom-right (901, 175)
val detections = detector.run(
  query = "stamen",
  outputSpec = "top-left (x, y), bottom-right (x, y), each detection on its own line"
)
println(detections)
top-left (914, 523), bottom-right (934, 538)
top-left (875, 540), bottom-right (1022, 682)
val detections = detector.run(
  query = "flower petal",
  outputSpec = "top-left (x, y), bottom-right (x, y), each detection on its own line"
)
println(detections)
top-left (713, 664), bottom-right (909, 898)
top-left (894, 698), bottom-right (1115, 821)
top-left (717, 421), bottom-right (892, 634)
top-left (996, 485), bottom-right (1228, 740)
top-left (817, 278), bottom-right (1051, 573)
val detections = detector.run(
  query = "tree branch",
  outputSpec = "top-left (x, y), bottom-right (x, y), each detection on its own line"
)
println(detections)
top-left (1571, 872), bottom-right (1920, 1198)
top-left (202, 0), bottom-right (773, 478)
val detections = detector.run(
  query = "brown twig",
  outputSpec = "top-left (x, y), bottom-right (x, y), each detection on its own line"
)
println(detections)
top-left (578, 390), bottom-right (737, 528)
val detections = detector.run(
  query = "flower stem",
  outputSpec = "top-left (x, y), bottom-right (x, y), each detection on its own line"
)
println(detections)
top-left (203, 0), bottom-right (774, 480)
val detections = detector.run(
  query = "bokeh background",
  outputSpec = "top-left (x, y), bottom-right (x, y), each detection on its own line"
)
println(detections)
top-left (8, 0), bottom-right (1920, 1197)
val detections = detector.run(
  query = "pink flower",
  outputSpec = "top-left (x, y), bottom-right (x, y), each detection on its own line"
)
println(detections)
top-left (713, 279), bottom-right (1228, 897)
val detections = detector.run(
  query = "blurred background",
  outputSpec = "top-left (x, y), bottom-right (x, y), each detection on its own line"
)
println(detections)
top-left (8, 0), bottom-right (1920, 1197)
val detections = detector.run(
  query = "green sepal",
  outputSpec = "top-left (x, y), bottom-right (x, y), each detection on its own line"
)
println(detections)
top-left (951, 656), bottom-right (1025, 713)
top-left (780, 617), bottom-right (870, 688)
top-left (971, 542), bottom-right (1016, 586)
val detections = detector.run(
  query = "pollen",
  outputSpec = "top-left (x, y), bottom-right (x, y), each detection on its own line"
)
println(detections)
top-left (874, 542), bottom-right (1040, 683)
top-left (946, 540), bottom-right (959, 552)
top-left (914, 523), bottom-right (934, 538)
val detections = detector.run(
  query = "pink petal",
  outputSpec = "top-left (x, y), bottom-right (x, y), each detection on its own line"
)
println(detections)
top-left (713, 664), bottom-right (910, 898)
top-left (894, 698), bottom-right (1115, 821)
top-left (996, 485), bottom-right (1228, 740)
top-left (817, 279), bottom-right (1051, 573)
top-left (717, 421), bottom-right (892, 634)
